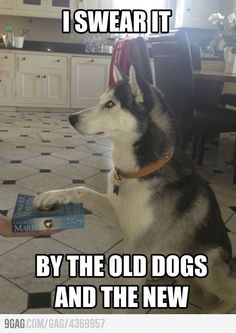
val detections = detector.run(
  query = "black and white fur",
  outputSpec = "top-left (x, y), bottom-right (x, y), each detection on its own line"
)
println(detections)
top-left (33, 66), bottom-right (236, 313)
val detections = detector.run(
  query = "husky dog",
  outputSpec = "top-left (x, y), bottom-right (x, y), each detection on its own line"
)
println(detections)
top-left (33, 66), bottom-right (236, 313)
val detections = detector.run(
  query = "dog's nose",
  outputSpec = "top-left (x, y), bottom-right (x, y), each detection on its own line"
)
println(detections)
top-left (69, 114), bottom-right (79, 127)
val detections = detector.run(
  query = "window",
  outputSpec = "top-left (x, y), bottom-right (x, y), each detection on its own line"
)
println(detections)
top-left (112, 0), bottom-right (173, 36)
top-left (113, 0), bottom-right (168, 10)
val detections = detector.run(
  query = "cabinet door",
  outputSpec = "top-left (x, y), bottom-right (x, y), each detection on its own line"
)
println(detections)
top-left (0, 66), bottom-right (14, 106)
top-left (0, 0), bottom-right (14, 9)
top-left (16, 68), bottom-right (41, 104)
top-left (78, 0), bottom-right (101, 10)
top-left (100, 0), bottom-right (113, 9)
top-left (176, 0), bottom-right (222, 29)
top-left (15, 0), bottom-right (45, 11)
top-left (41, 69), bottom-right (68, 106)
top-left (71, 57), bottom-right (110, 108)
top-left (46, 0), bottom-right (73, 12)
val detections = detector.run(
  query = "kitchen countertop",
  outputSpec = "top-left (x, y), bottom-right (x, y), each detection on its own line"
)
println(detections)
top-left (201, 55), bottom-right (223, 61)
top-left (0, 40), bottom-right (112, 57)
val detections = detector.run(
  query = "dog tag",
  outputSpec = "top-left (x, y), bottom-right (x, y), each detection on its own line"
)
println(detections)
top-left (113, 185), bottom-right (120, 195)
top-left (113, 170), bottom-right (122, 196)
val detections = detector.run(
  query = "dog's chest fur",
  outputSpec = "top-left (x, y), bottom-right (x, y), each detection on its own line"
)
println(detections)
top-left (107, 170), bottom-right (154, 243)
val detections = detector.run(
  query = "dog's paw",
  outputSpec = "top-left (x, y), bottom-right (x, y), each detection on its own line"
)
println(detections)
top-left (33, 187), bottom-right (90, 210)
top-left (33, 191), bottom-right (62, 211)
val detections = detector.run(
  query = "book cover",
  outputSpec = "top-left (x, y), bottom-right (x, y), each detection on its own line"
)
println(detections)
top-left (12, 194), bottom-right (84, 233)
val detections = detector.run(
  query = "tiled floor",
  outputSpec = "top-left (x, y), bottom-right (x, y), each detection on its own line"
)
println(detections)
top-left (0, 109), bottom-right (236, 314)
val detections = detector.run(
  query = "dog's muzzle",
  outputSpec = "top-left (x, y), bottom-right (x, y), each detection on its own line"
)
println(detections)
top-left (69, 114), bottom-right (79, 127)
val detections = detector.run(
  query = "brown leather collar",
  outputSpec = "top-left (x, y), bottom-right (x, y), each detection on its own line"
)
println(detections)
top-left (115, 148), bottom-right (174, 180)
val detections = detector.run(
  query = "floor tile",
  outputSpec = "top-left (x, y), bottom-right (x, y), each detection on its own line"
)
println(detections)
top-left (52, 149), bottom-right (92, 161)
top-left (50, 136), bottom-right (86, 147)
top-left (229, 232), bottom-right (236, 256)
top-left (60, 182), bottom-right (106, 194)
top-left (0, 146), bottom-right (39, 161)
top-left (0, 164), bottom-right (38, 180)
top-left (52, 215), bottom-right (122, 254)
top-left (26, 144), bottom-right (62, 153)
top-left (38, 132), bottom-right (64, 141)
top-left (0, 236), bottom-right (32, 256)
top-left (96, 138), bottom-right (112, 147)
top-left (0, 184), bottom-right (36, 210)
top-left (85, 173), bottom-right (108, 191)
top-left (23, 156), bottom-right (68, 169)
top-left (80, 156), bottom-right (112, 169)
top-left (0, 276), bottom-right (28, 313)
top-left (148, 303), bottom-right (200, 314)
top-left (209, 178), bottom-right (236, 207)
top-left (102, 151), bottom-right (112, 157)
top-left (220, 205), bottom-right (235, 223)
top-left (23, 308), bottom-right (59, 314)
top-left (0, 238), bottom-right (78, 293)
top-left (28, 292), bottom-right (51, 308)
top-left (7, 136), bottom-right (41, 146)
top-left (17, 173), bottom-right (72, 193)
top-left (226, 214), bottom-right (236, 232)
top-left (80, 143), bottom-right (111, 154)
top-left (105, 240), bottom-right (124, 259)
top-left (53, 164), bottom-right (99, 180)
top-left (196, 166), bottom-right (214, 180)
top-left (51, 268), bottom-right (114, 314)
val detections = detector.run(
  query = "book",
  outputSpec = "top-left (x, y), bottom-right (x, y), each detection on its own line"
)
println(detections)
top-left (12, 194), bottom-right (84, 233)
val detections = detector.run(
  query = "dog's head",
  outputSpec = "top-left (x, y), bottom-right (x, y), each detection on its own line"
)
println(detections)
top-left (69, 65), bottom-right (172, 142)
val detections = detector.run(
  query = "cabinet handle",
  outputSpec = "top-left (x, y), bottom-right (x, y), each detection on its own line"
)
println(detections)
top-left (91, 59), bottom-right (94, 62)
top-left (4, 56), bottom-right (8, 59)
top-left (36, 75), bottom-right (40, 78)
top-left (186, 8), bottom-right (191, 11)
top-left (0, 79), bottom-right (2, 82)
top-left (22, 57), bottom-right (26, 60)
top-left (57, 59), bottom-right (60, 62)
top-left (43, 75), bottom-right (47, 78)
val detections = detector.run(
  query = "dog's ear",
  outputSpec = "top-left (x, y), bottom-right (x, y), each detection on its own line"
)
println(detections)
top-left (129, 65), bottom-right (144, 104)
top-left (113, 65), bottom-right (123, 83)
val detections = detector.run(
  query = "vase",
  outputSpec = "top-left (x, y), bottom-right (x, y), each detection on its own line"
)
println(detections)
top-left (224, 47), bottom-right (236, 74)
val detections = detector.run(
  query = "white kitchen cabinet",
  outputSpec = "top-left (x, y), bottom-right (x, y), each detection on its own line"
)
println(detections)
top-left (46, 0), bottom-right (74, 13)
top-left (42, 69), bottom-right (67, 105)
top-left (175, 0), bottom-right (224, 29)
top-left (15, 0), bottom-right (45, 12)
top-left (78, 0), bottom-right (101, 9)
top-left (76, 0), bottom-right (113, 9)
top-left (0, 66), bottom-right (14, 106)
top-left (0, 51), bottom-right (112, 109)
top-left (0, 52), bottom-right (15, 106)
top-left (0, 0), bottom-right (14, 9)
top-left (16, 67), bottom-right (42, 104)
top-left (16, 53), bottom-right (69, 107)
top-left (2, 0), bottom-right (75, 18)
top-left (71, 56), bottom-right (110, 109)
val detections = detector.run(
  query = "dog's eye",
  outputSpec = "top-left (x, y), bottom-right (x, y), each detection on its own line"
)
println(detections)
top-left (105, 100), bottom-right (115, 109)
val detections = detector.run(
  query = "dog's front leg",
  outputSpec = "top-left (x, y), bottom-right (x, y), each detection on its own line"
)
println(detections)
top-left (33, 187), bottom-right (118, 223)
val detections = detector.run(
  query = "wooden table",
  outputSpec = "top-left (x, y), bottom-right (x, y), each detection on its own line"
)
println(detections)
top-left (193, 70), bottom-right (236, 82)
top-left (193, 69), bottom-right (236, 175)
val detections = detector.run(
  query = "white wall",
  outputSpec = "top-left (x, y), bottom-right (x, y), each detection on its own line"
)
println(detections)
top-left (233, 0), bottom-right (236, 12)
top-left (0, 15), bottom-right (87, 43)
top-left (222, 0), bottom-right (234, 15)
